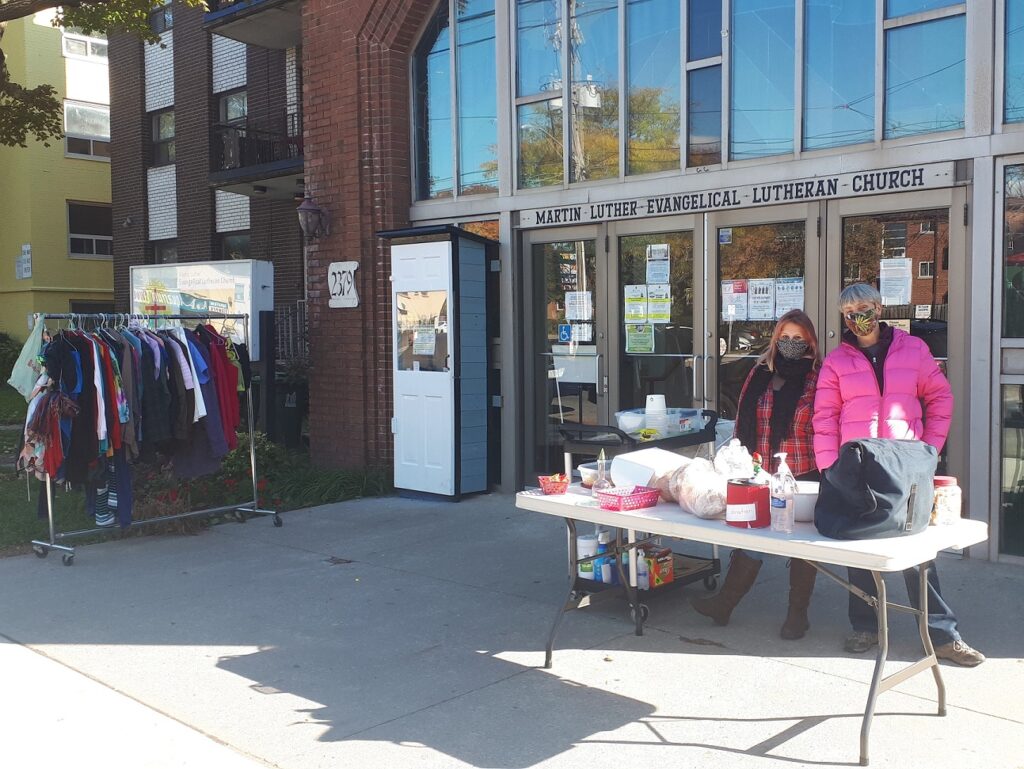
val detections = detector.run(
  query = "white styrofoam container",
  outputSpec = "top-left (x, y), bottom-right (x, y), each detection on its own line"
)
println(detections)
top-left (794, 480), bottom-right (819, 522)
top-left (610, 447), bottom-right (688, 489)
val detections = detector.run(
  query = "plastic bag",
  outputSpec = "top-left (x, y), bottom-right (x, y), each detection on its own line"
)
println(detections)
top-left (676, 458), bottom-right (727, 519)
top-left (714, 438), bottom-right (754, 480)
top-left (654, 456), bottom-right (692, 502)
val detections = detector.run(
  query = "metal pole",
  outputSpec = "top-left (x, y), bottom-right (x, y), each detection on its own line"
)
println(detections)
top-left (860, 571), bottom-right (888, 766)
top-left (45, 473), bottom-right (55, 545)
top-left (242, 314), bottom-right (259, 512)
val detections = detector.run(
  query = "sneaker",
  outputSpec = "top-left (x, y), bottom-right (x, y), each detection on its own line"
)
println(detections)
top-left (935, 640), bottom-right (986, 667)
top-left (843, 631), bottom-right (879, 654)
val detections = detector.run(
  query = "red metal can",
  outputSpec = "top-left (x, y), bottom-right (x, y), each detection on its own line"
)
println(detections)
top-left (725, 480), bottom-right (771, 529)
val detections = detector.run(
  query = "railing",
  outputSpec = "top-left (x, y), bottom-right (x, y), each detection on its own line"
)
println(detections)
top-left (275, 300), bottom-right (308, 363)
top-left (206, 0), bottom-right (273, 13)
top-left (212, 122), bottom-right (303, 173)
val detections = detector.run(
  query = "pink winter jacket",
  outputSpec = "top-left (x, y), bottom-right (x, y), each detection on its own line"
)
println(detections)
top-left (812, 328), bottom-right (953, 470)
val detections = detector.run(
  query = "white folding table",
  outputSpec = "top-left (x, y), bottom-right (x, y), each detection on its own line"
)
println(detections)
top-left (516, 486), bottom-right (988, 766)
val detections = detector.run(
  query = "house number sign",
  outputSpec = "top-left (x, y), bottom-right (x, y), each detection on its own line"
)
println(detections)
top-left (328, 261), bottom-right (359, 308)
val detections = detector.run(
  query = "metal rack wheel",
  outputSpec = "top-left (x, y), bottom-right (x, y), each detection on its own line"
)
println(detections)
top-left (630, 603), bottom-right (650, 623)
top-left (273, 515), bottom-right (283, 528)
top-left (62, 554), bottom-right (74, 566)
top-left (703, 575), bottom-right (718, 591)
top-left (33, 545), bottom-right (48, 559)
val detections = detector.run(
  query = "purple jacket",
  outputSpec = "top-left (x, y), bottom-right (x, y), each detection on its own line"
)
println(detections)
top-left (812, 328), bottom-right (953, 470)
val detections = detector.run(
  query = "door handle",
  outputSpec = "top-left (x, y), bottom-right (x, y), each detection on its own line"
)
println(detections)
top-left (596, 353), bottom-right (608, 395)
top-left (828, 330), bottom-right (835, 339)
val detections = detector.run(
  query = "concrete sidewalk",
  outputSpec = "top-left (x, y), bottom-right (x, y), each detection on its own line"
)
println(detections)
top-left (0, 493), bottom-right (1021, 769)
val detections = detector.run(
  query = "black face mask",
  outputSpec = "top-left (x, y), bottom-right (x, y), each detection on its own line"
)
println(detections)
top-left (776, 338), bottom-right (809, 360)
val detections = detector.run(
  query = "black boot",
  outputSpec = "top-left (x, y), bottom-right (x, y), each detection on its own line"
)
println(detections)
top-left (690, 549), bottom-right (762, 626)
top-left (780, 559), bottom-right (817, 640)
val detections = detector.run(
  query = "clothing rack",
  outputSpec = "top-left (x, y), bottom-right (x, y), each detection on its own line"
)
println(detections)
top-left (28, 312), bottom-right (282, 566)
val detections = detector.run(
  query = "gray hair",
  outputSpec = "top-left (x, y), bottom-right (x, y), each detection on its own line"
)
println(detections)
top-left (839, 283), bottom-right (882, 309)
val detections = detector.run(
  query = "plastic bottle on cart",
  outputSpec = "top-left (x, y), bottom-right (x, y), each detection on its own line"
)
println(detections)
top-left (770, 452), bottom-right (796, 534)
top-left (591, 448), bottom-right (613, 497)
top-left (636, 548), bottom-right (650, 590)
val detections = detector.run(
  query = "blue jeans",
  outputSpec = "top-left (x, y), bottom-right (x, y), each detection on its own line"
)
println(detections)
top-left (847, 563), bottom-right (960, 647)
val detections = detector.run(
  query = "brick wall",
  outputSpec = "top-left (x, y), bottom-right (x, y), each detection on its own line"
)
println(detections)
top-left (250, 198), bottom-right (304, 303)
top-left (110, 32), bottom-right (147, 309)
top-left (303, 0), bottom-right (434, 469)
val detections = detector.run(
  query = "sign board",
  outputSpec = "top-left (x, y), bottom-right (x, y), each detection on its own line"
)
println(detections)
top-left (328, 261), bottom-right (360, 308)
top-left (130, 259), bottom-right (274, 360)
top-left (520, 163), bottom-right (955, 227)
top-left (15, 244), bottom-right (31, 280)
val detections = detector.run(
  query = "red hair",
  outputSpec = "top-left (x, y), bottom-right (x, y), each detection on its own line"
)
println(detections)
top-left (760, 309), bottom-right (821, 372)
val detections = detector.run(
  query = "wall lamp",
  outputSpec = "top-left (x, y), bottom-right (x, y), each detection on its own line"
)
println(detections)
top-left (296, 196), bottom-right (330, 241)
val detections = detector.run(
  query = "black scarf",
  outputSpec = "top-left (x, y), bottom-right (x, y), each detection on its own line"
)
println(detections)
top-left (736, 356), bottom-right (814, 458)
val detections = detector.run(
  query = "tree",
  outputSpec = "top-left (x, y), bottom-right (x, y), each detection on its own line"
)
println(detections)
top-left (0, 0), bottom-right (201, 147)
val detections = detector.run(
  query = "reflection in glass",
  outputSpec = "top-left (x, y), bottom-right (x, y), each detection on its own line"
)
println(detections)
top-left (1006, 0), bottom-right (1024, 123)
top-left (627, 0), bottom-right (680, 174)
top-left (1000, 385), bottom-right (1024, 556)
top-left (717, 221), bottom-right (804, 418)
top-left (396, 291), bottom-right (450, 372)
top-left (841, 209), bottom-right (950, 361)
top-left (884, 15), bottom-right (965, 139)
top-left (688, 66), bottom-right (721, 166)
top-left (415, 9), bottom-right (453, 199)
top-left (689, 0), bottom-right (722, 60)
top-left (570, 0), bottom-right (619, 181)
top-left (803, 0), bottom-right (874, 150)
top-left (518, 100), bottom-right (564, 188)
top-left (730, 0), bottom-right (794, 160)
top-left (885, 0), bottom-right (958, 17)
top-left (531, 241), bottom-right (598, 473)
top-left (1002, 165), bottom-right (1024, 336)
top-left (457, 0), bottom-right (498, 193)
top-left (517, 0), bottom-right (562, 96)
top-left (618, 232), bottom-right (695, 409)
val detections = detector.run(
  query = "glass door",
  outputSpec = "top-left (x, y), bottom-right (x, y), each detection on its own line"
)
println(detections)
top-left (704, 205), bottom-right (821, 419)
top-left (523, 226), bottom-right (609, 476)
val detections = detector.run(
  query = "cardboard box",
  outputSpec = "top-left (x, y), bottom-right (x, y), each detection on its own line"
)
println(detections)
top-left (643, 547), bottom-right (675, 588)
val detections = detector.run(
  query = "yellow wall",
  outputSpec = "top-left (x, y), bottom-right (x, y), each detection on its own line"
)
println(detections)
top-left (0, 13), bottom-right (112, 342)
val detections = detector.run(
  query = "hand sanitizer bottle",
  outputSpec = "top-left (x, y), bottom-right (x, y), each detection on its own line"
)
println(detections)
top-left (636, 548), bottom-right (649, 590)
top-left (770, 452), bottom-right (797, 534)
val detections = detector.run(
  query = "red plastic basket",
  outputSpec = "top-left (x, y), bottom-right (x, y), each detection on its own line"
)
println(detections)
top-left (596, 485), bottom-right (661, 511)
top-left (538, 474), bottom-right (570, 495)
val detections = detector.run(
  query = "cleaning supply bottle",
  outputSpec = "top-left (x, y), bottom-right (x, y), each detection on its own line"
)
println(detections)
top-left (636, 548), bottom-right (649, 591)
top-left (770, 452), bottom-right (797, 534)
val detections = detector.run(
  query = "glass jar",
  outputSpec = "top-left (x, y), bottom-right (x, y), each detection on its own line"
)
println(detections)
top-left (932, 476), bottom-right (962, 526)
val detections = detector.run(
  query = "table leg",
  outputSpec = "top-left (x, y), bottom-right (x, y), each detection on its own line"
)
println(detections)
top-left (545, 518), bottom-right (578, 669)
top-left (917, 564), bottom-right (946, 716)
top-left (614, 529), bottom-right (645, 636)
top-left (860, 571), bottom-right (888, 766)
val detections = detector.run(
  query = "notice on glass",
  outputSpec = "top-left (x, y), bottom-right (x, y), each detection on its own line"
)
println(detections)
top-left (774, 277), bottom-right (805, 317)
top-left (915, 304), bottom-right (932, 319)
top-left (879, 258), bottom-right (912, 305)
top-left (565, 291), bottom-right (593, 321)
top-left (625, 323), bottom-right (655, 354)
top-left (413, 326), bottom-right (436, 356)
top-left (647, 284), bottom-right (672, 324)
top-left (645, 243), bottom-right (671, 284)
top-left (624, 285), bottom-right (648, 323)
top-left (570, 323), bottom-right (593, 342)
top-left (558, 252), bottom-right (578, 290)
top-left (747, 278), bottom-right (776, 321)
top-left (721, 280), bottom-right (748, 321)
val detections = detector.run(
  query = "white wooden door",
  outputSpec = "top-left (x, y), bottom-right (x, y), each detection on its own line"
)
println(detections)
top-left (392, 241), bottom-right (455, 495)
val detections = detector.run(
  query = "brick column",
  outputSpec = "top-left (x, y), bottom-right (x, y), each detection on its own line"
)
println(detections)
top-left (303, 0), bottom-right (433, 469)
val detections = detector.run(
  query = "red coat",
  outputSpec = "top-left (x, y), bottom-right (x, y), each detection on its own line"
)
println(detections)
top-left (812, 328), bottom-right (953, 470)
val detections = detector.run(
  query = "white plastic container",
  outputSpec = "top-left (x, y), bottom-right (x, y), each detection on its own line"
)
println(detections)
top-left (615, 408), bottom-right (646, 433)
top-left (793, 480), bottom-right (819, 522)
top-left (577, 534), bottom-right (598, 580)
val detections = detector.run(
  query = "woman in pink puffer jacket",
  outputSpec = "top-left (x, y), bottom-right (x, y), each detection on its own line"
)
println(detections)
top-left (812, 283), bottom-right (983, 667)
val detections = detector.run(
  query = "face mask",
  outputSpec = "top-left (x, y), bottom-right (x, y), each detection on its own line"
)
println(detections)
top-left (843, 308), bottom-right (878, 337)
top-left (776, 338), bottom-right (809, 360)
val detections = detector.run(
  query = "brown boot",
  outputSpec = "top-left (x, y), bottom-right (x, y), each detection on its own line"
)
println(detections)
top-left (780, 559), bottom-right (817, 640)
top-left (690, 549), bottom-right (762, 626)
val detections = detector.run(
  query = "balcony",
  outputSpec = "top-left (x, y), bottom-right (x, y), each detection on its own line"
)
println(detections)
top-left (204, 0), bottom-right (301, 49)
top-left (210, 121), bottom-right (304, 199)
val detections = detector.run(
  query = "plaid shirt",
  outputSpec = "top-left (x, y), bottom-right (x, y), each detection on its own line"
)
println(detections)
top-left (735, 365), bottom-right (819, 477)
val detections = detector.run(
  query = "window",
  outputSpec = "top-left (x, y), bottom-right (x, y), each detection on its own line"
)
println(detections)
top-left (67, 202), bottom-right (112, 259)
top-left (153, 240), bottom-right (178, 264)
top-left (151, 109), bottom-right (175, 166)
top-left (1007, 0), bottom-right (1024, 122)
top-left (515, 0), bottom-right (563, 188)
top-left (686, 0), bottom-right (721, 167)
top-left (918, 260), bottom-right (935, 278)
top-left (627, 0), bottom-right (680, 175)
top-left (803, 0), bottom-right (874, 150)
top-left (884, 6), bottom-right (965, 139)
top-left (65, 100), bottom-right (110, 159)
top-left (219, 90), bottom-right (247, 125)
top-left (882, 222), bottom-right (908, 258)
top-left (62, 30), bottom-right (107, 60)
top-left (220, 232), bottom-right (250, 260)
top-left (149, 0), bottom-right (173, 34)
top-left (920, 220), bottom-right (935, 234)
top-left (414, 0), bottom-right (497, 199)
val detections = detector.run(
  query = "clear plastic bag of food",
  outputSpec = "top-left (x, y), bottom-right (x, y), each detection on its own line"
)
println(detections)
top-left (714, 438), bottom-right (755, 480)
top-left (676, 458), bottom-right (727, 519)
top-left (653, 456), bottom-right (692, 502)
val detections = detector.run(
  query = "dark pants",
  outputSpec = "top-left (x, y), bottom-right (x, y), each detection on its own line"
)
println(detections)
top-left (847, 562), bottom-right (960, 646)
